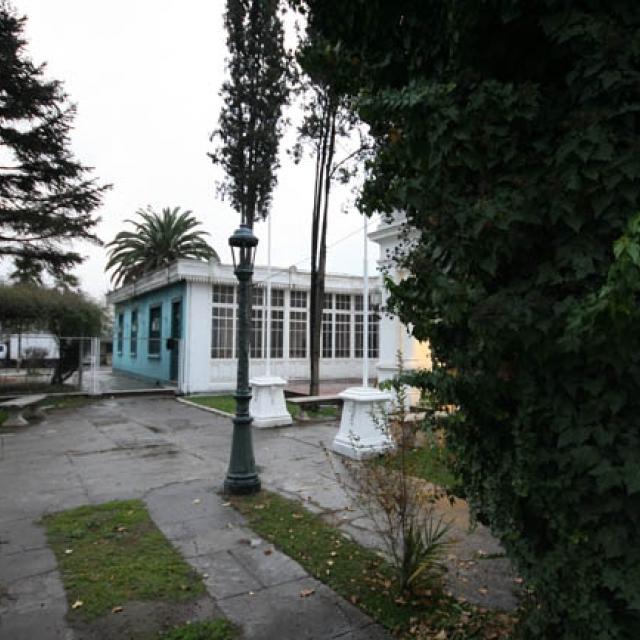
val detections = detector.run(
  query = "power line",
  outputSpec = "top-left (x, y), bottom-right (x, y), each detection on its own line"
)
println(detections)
top-left (253, 221), bottom-right (374, 286)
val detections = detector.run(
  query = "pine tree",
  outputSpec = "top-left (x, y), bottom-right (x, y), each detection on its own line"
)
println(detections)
top-left (0, 1), bottom-right (109, 279)
top-left (211, 0), bottom-right (289, 228)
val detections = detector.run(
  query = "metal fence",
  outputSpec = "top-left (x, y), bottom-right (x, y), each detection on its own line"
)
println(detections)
top-left (0, 335), bottom-right (101, 397)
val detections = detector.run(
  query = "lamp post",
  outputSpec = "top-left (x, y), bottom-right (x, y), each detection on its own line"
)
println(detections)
top-left (224, 224), bottom-right (261, 495)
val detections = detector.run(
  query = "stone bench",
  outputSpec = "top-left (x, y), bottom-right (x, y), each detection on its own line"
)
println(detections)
top-left (287, 394), bottom-right (343, 421)
top-left (0, 394), bottom-right (47, 427)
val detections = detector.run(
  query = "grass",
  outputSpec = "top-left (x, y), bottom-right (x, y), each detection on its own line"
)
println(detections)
top-left (160, 619), bottom-right (237, 640)
top-left (43, 499), bottom-right (205, 620)
top-left (393, 444), bottom-right (458, 492)
top-left (0, 409), bottom-right (6, 426)
top-left (186, 394), bottom-right (339, 420)
top-left (231, 491), bottom-right (514, 639)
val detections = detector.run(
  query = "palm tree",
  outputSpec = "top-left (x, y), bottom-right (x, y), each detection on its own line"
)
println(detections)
top-left (106, 206), bottom-right (218, 287)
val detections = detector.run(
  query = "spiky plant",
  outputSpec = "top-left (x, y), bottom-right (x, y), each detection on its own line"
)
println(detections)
top-left (106, 206), bottom-right (218, 287)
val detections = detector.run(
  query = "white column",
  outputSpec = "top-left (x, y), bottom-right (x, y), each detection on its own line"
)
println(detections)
top-left (368, 214), bottom-right (432, 407)
top-left (249, 218), bottom-right (292, 428)
top-left (331, 218), bottom-right (393, 459)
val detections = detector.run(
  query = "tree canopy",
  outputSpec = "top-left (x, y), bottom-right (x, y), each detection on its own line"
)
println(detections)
top-left (300, 1), bottom-right (640, 638)
top-left (211, 0), bottom-right (289, 227)
top-left (0, 1), bottom-right (109, 279)
top-left (106, 206), bottom-right (218, 287)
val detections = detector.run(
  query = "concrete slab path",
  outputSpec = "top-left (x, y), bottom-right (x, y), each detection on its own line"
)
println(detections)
top-left (0, 397), bottom-right (518, 640)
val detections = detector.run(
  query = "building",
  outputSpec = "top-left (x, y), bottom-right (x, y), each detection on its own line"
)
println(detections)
top-left (105, 258), bottom-right (382, 394)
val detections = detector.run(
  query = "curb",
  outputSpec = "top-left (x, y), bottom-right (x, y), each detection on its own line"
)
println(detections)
top-left (175, 396), bottom-right (234, 419)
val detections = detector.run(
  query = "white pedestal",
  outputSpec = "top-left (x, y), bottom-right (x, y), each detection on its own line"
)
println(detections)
top-left (331, 387), bottom-right (393, 459)
top-left (250, 376), bottom-right (293, 428)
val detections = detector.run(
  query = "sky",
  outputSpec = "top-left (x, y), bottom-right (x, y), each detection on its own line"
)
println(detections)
top-left (8, 0), bottom-right (381, 300)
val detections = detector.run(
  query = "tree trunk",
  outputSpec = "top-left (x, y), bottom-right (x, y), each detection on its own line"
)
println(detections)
top-left (309, 100), bottom-right (337, 396)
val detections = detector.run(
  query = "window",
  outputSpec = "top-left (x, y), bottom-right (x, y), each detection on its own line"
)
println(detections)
top-left (336, 294), bottom-right (351, 310)
top-left (148, 306), bottom-right (162, 356)
top-left (130, 309), bottom-right (138, 356)
top-left (323, 293), bottom-right (333, 309)
top-left (335, 312), bottom-right (350, 358)
top-left (213, 284), bottom-right (234, 304)
top-left (251, 287), bottom-right (264, 358)
top-left (270, 309), bottom-right (284, 358)
top-left (355, 296), bottom-right (380, 359)
top-left (322, 312), bottom-right (333, 358)
top-left (117, 312), bottom-right (124, 354)
top-left (289, 310), bottom-right (307, 358)
top-left (290, 290), bottom-right (307, 308)
top-left (270, 288), bottom-right (284, 308)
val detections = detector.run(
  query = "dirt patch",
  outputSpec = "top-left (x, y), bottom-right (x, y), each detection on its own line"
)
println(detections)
top-left (70, 595), bottom-right (226, 640)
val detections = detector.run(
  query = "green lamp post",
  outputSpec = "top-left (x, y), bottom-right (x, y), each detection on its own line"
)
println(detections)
top-left (224, 224), bottom-right (261, 495)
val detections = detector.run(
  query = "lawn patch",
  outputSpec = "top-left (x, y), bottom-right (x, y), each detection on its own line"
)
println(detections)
top-left (185, 394), bottom-right (339, 420)
top-left (231, 491), bottom-right (514, 639)
top-left (160, 619), bottom-right (238, 640)
top-left (0, 409), bottom-right (7, 426)
top-left (43, 499), bottom-right (205, 621)
top-left (392, 445), bottom-right (458, 492)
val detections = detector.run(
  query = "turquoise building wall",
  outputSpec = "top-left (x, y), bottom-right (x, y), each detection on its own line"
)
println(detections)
top-left (112, 282), bottom-right (185, 384)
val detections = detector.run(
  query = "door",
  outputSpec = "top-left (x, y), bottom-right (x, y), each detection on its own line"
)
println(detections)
top-left (169, 299), bottom-right (182, 382)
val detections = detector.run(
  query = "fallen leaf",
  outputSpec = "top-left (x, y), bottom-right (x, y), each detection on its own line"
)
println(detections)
top-left (116, 526), bottom-right (127, 533)
top-left (326, 560), bottom-right (334, 566)
top-left (249, 539), bottom-right (262, 548)
top-left (434, 630), bottom-right (447, 640)
top-left (192, 498), bottom-right (201, 505)
top-left (253, 504), bottom-right (265, 510)
top-left (513, 577), bottom-right (524, 584)
top-left (222, 502), bottom-right (231, 507)
top-left (330, 551), bottom-right (338, 557)
top-left (292, 513), bottom-right (304, 519)
top-left (71, 600), bottom-right (83, 610)
top-left (478, 587), bottom-right (489, 595)
top-left (350, 595), bottom-right (358, 604)
top-left (65, 549), bottom-right (73, 555)
top-left (299, 588), bottom-right (315, 598)
top-left (264, 548), bottom-right (273, 556)
top-left (111, 606), bottom-right (123, 614)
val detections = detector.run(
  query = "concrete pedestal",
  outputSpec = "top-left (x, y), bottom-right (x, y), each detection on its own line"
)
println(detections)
top-left (331, 387), bottom-right (393, 459)
top-left (249, 376), bottom-right (292, 428)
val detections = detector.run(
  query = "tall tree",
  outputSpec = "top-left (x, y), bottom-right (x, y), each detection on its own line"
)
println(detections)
top-left (106, 206), bottom-right (218, 287)
top-left (211, 0), bottom-right (289, 228)
top-left (294, 33), bottom-right (365, 395)
top-left (301, 1), bottom-right (640, 638)
top-left (0, 1), bottom-right (109, 279)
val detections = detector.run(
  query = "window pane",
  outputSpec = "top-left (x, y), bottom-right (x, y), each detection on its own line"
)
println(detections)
top-left (290, 291), bottom-right (307, 308)
top-left (213, 284), bottom-right (234, 304)
top-left (211, 307), bottom-right (234, 358)
top-left (355, 313), bottom-right (363, 358)
top-left (336, 294), bottom-right (351, 310)
top-left (270, 309), bottom-right (284, 358)
top-left (252, 287), bottom-right (264, 307)
top-left (149, 306), bottom-right (162, 355)
top-left (130, 310), bottom-right (138, 356)
top-left (368, 312), bottom-right (380, 359)
top-left (289, 310), bottom-right (307, 358)
top-left (323, 293), bottom-right (333, 309)
top-left (322, 312), bottom-right (333, 358)
top-left (335, 312), bottom-right (350, 357)
top-left (270, 289), bottom-right (284, 307)
top-left (354, 295), bottom-right (363, 311)
top-left (117, 313), bottom-right (124, 354)
top-left (250, 307), bottom-right (263, 358)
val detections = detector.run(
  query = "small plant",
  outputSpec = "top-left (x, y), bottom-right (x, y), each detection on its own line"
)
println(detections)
top-left (331, 359), bottom-right (452, 594)
top-left (24, 346), bottom-right (48, 375)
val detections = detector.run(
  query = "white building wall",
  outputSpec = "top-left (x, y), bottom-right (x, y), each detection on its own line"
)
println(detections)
top-left (369, 214), bottom-right (431, 404)
top-left (181, 281), bottom-right (213, 394)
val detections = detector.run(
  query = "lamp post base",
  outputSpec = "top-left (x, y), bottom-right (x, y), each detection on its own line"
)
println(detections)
top-left (223, 473), bottom-right (261, 495)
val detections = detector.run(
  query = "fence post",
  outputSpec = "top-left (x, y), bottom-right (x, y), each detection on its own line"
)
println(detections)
top-left (89, 337), bottom-right (100, 396)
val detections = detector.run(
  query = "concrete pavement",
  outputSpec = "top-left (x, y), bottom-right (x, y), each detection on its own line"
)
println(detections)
top-left (0, 397), bottom-right (517, 639)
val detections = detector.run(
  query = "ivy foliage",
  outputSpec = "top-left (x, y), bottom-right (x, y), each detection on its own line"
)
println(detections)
top-left (300, 1), bottom-right (640, 638)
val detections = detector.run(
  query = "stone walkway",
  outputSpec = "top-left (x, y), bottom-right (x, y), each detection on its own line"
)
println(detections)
top-left (0, 397), bottom-right (517, 639)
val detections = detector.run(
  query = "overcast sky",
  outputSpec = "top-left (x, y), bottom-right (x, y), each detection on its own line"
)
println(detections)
top-left (9, 0), bottom-right (381, 300)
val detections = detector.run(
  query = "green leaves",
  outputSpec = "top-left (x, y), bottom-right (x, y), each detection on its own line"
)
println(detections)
top-left (301, 0), bottom-right (640, 638)
top-left (106, 206), bottom-right (218, 287)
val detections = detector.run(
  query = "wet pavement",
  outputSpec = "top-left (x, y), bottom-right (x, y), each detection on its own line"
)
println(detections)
top-left (0, 397), bottom-right (518, 639)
